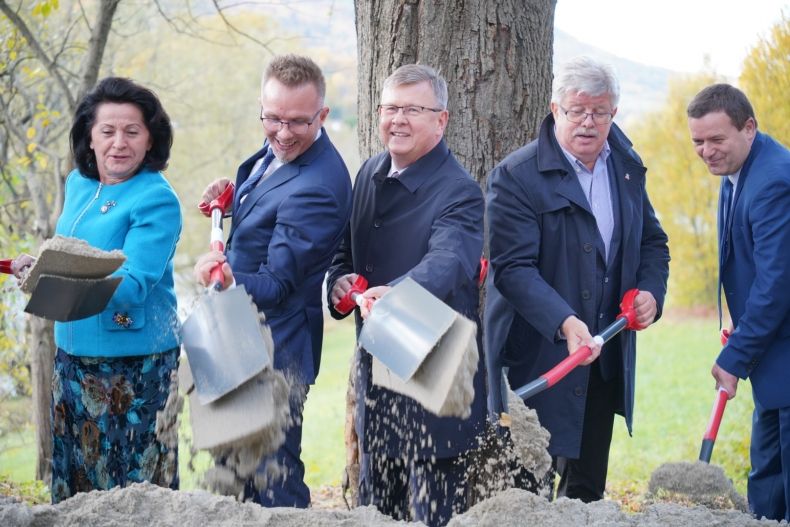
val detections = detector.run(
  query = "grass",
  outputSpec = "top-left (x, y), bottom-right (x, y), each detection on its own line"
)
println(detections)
top-left (0, 315), bottom-right (751, 505)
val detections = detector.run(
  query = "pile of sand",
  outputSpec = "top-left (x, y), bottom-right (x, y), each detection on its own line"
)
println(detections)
top-left (1, 483), bottom-right (782, 527)
top-left (647, 461), bottom-right (749, 512)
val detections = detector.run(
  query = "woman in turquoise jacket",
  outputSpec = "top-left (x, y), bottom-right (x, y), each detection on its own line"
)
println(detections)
top-left (13, 77), bottom-right (182, 502)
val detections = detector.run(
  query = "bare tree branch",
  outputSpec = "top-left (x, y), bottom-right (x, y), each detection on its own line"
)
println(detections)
top-left (75, 0), bottom-right (121, 103)
top-left (211, 0), bottom-right (274, 53)
top-left (0, 0), bottom-right (76, 110)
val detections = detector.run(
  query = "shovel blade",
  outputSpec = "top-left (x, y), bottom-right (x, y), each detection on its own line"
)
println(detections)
top-left (360, 277), bottom-right (457, 381)
top-left (179, 358), bottom-right (282, 450)
top-left (180, 286), bottom-right (271, 405)
top-left (372, 314), bottom-right (478, 417)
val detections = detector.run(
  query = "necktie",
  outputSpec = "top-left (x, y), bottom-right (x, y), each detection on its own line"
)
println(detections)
top-left (721, 178), bottom-right (734, 234)
top-left (237, 148), bottom-right (275, 200)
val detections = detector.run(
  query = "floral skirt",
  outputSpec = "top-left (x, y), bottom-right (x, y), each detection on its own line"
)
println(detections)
top-left (50, 347), bottom-right (179, 503)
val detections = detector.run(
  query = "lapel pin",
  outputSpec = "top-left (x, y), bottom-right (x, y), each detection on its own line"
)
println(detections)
top-left (100, 200), bottom-right (117, 214)
top-left (625, 173), bottom-right (631, 181)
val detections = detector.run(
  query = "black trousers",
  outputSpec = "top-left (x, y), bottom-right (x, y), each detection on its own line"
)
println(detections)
top-left (551, 363), bottom-right (619, 502)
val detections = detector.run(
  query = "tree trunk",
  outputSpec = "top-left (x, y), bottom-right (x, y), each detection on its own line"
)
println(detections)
top-left (29, 315), bottom-right (55, 483)
top-left (349, 0), bottom-right (555, 504)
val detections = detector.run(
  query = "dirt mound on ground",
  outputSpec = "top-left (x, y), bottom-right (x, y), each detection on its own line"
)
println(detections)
top-left (1, 483), bottom-right (782, 527)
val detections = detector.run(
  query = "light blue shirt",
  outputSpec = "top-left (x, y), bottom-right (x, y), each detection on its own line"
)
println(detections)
top-left (559, 141), bottom-right (615, 259)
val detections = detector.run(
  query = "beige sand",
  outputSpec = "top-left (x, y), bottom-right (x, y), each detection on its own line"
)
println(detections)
top-left (1, 482), bottom-right (781, 526)
top-left (21, 235), bottom-right (125, 294)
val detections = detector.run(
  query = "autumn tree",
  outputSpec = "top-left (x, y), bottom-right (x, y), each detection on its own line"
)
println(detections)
top-left (630, 73), bottom-right (722, 310)
top-left (0, 0), bottom-right (121, 482)
top-left (740, 14), bottom-right (790, 144)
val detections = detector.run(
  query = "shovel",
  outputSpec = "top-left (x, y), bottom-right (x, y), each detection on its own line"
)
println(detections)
top-left (180, 183), bottom-right (273, 405)
top-left (698, 329), bottom-right (731, 463)
top-left (336, 277), bottom-right (478, 417)
top-left (515, 288), bottom-right (644, 400)
top-left (2, 243), bottom-right (123, 322)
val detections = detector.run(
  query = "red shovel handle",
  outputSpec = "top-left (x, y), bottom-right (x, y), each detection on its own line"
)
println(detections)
top-left (514, 289), bottom-right (643, 401)
top-left (543, 345), bottom-right (593, 387)
top-left (699, 387), bottom-right (729, 462)
top-left (0, 259), bottom-right (12, 274)
top-left (703, 388), bottom-right (729, 441)
top-left (335, 275), bottom-right (369, 314)
top-left (616, 288), bottom-right (645, 330)
top-left (198, 182), bottom-right (235, 217)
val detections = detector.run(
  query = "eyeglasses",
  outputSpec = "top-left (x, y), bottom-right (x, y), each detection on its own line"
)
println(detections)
top-left (378, 104), bottom-right (443, 118)
top-left (559, 106), bottom-right (614, 125)
top-left (260, 108), bottom-right (322, 134)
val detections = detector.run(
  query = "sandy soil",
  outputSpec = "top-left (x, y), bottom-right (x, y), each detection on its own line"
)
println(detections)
top-left (1, 482), bottom-right (784, 527)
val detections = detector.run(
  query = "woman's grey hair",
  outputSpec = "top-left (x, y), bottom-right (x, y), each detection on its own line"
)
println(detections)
top-left (551, 56), bottom-right (620, 108)
top-left (382, 64), bottom-right (448, 109)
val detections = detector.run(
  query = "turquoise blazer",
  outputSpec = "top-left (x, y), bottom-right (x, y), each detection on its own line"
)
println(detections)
top-left (54, 169), bottom-right (182, 357)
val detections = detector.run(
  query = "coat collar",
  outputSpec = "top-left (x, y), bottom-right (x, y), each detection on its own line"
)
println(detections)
top-left (534, 113), bottom-right (645, 251)
top-left (372, 139), bottom-right (452, 194)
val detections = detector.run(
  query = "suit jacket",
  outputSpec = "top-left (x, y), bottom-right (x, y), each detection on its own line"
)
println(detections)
top-left (326, 140), bottom-right (487, 459)
top-left (717, 132), bottom-right (790, 410)
top-left (226, 130), bottom-right (352, 384)
top-left (484, 114), bottom-right (670, 458)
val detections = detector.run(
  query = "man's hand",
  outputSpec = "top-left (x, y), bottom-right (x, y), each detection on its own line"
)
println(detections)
top-left (633, 290), bottom-right (658, 328)
top-left (194, 251), bottom-right (233, 290)
top-left (330, 273), bottom-right (360, 306)
top-left (201, 178), bottom-right (233, 204)
top-left (360, 285), bottom-right (391, 320)
top-left (712, 362), bottom-right (738, 399)
top-left (560, 315), bottom-right (601, 365)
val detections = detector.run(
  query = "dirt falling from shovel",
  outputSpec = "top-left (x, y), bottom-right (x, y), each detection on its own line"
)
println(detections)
top-left (201, 368), bottom-right (292, 499)
top-left (466, 388), bottom-right (552, 504)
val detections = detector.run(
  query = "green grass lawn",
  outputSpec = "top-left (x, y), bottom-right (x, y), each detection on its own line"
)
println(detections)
top-left (0, 315), bottom-right (751, 503)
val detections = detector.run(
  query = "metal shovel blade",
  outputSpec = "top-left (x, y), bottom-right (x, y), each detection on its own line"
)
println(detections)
top-left (359, 277), bottom-right (457, 381)
top-left (180, 286), bottom-right (271, 405)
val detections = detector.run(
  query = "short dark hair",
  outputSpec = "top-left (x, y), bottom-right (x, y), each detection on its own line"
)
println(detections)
top-left (70, 77), bottom-right (173, 179)
top-left (262, 54), bottom-right (326, 100)
top-left (686, 83), bottom-right (757, 131)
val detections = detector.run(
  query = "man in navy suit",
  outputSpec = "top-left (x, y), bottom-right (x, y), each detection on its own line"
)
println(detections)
top-left (195, 54), bottom-right (352, 507)
top-left (485, 56), bottom-right (670, 503)
top-left (688, 83), bottom-right (790, 522)
top-left (326, 64), bottom-right (485, 527)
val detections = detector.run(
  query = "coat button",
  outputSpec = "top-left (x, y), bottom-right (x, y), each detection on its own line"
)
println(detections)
top-left (574, 386), bottom-right (584, 396)
top-left (581, 290), bottom-right (591, 300)
top-left (365, 264), bottom-right (374, 273)
top-left (373, 219), bottom-right (382, 228)
top-left (583, 243), bottom-right (593, 253)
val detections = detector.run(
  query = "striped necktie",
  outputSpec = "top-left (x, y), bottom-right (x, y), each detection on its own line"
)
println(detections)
top-left (238, 148), bottom-right (275, 200)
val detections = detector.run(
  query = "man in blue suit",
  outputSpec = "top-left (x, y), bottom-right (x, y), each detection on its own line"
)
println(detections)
top-left (326, 64), bottom-right (485, 527)
top-left (195, 54), bottom-right (352, 507)
top-left (485, 56), bottom-right (670, 503)
top-left (688, 83), bottom-right (790, 522)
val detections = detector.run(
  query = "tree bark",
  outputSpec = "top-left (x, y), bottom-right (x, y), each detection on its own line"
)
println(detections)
top-left (29, 316), bottom-right (55, 483)
top-left (350, 0), bottom-right (555, 505)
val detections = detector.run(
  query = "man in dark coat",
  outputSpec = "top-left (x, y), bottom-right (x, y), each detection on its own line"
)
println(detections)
top-left (194, 54), bottom-right (352, 508)
top-left (485, 56), bottom-right (670, 502)
top-left (327, 64), bottom-right (485, 527)
top-left (688, 83), bottom-right (790, 521)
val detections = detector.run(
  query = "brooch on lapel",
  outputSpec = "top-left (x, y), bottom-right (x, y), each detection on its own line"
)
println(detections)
top-left (624, 173), bottom-right (631, 181)
top-left (112, 312), bottom-right (133, 328)
top-left (100, 201), bottom-right (117, 214)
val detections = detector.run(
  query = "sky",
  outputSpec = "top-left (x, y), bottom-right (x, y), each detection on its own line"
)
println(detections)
top-left (554, 0), bottom-right (789, 78)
